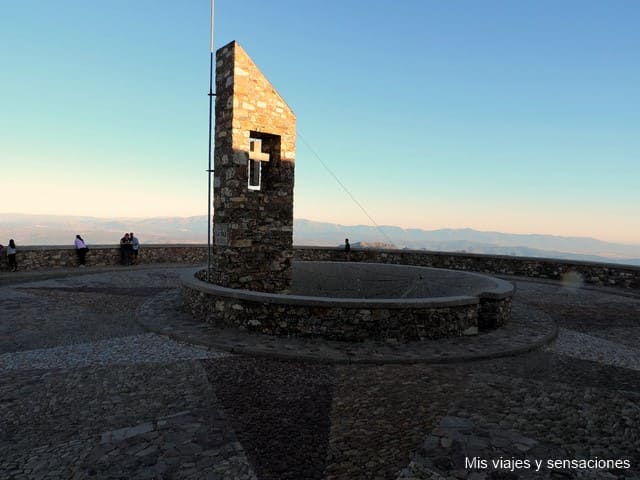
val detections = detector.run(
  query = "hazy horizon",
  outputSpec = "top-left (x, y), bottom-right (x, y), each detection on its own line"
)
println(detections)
top-left (3, 211), bottom-right (640, 248)
top-left (2, 213), bottom-right (640, 268)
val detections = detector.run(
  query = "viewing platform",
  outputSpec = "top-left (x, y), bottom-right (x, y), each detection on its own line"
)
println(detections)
top-left (1, 258), bottom-right (639, 478)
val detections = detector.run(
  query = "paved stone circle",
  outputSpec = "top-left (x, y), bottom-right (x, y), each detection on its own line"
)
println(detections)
top-left (143, 289), bottom-right (553, 364)
top-left (1, 265), bottom-right (639, 479)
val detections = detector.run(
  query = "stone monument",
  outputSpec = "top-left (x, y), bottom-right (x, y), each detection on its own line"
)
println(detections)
top-left (210, 41), bottom-right (296, 292)
top-left (183, 42), bottom-right (515, 343)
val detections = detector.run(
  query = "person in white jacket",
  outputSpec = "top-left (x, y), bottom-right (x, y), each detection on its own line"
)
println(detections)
top-left (7, 239), bottom-right (17, 272)
top-left (74, 234), bottom-right (88, 267)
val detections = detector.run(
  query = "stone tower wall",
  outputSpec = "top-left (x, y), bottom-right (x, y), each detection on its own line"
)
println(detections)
top-left (212, 41), bottom-right (296, 292)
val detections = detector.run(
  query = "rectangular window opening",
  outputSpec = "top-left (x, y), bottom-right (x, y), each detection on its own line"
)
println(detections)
top-left (248, 137), bottom-right (271, 191)
top-left (248, 157), bottom-right (261, 190)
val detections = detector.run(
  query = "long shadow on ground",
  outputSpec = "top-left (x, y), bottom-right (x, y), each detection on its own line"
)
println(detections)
top-left (204, 356), bottom-right (335, 480)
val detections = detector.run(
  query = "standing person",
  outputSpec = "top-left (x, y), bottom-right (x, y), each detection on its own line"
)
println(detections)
top-left (7, 239), bottom-right (18, 272)
top-left (74, 235), bottom-right (88, 267)
top-left (130, 232), bottom-right (139, 265)
top-left (120, 233), bottom-right (131, 266)
top-left (344, 238), bottom-right (351, 262)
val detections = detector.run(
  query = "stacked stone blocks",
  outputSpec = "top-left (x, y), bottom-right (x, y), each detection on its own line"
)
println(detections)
top-left (3, 246), bottom-right (639, 292)
top-left (181, 285), bottom-right (480, 342)
top-left (211, 41), bottom-right (296, 292)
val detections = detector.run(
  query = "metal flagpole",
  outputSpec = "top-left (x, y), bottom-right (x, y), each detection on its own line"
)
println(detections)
top-left (206, 0), bottom-right (215, 281)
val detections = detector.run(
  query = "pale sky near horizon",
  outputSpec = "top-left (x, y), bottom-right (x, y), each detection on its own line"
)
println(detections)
top-left (1, 1), bottom-right (639, 244)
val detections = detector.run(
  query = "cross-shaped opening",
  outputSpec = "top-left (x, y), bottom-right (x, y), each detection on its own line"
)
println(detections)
top-left (248, 138), bottom-right (270, 190)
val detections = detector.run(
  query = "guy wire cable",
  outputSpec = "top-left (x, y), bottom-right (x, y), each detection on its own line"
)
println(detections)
top-left (298, 132), bottom-right (397, 247)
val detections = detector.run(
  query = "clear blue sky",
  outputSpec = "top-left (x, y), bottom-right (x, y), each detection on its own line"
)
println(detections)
top-left (1, 0), bottom-right (639, 243)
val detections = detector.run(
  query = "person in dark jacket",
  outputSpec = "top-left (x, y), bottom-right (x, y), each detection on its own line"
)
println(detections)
top-left (120, 233), bottom-right (132, 265)
top-left (7, 239), bottom-right (17, 272)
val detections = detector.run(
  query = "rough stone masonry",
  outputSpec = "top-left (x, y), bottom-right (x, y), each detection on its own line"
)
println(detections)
top-left (211, 41), bottom-right (296, 293)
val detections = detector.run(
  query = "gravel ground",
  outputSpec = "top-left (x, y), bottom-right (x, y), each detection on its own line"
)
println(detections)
top-left (0, 333), bottom-right (224, 371)
top-left (204, 356), bottom-right (335, 480)
top-left (0, 267), bottom-right (639, 479)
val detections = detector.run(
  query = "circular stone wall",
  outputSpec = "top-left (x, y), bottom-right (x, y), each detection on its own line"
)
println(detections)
top-left (181, 261), bottom-right (514, 342)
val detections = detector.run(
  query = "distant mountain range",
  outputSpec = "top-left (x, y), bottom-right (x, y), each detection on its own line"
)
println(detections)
top-left (1, 213), bottom-right (639, 266)
top-left (294, 219), bottom-right (640, 266)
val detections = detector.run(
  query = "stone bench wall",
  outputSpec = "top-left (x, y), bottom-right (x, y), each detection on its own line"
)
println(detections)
top-left (1, 244), bottom-right (639, 292)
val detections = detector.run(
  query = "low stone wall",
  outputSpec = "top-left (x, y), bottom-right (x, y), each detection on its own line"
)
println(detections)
top-left (1, 244), bottom-right (639, 292)
top-left (294, 247), bottom-right (640, 291)
top-left (182, 269), bottom-right (482, 342)
top-left (0, 245), bottom-right (207, 271)
top-left (479, 297), bottom-right (512, 330)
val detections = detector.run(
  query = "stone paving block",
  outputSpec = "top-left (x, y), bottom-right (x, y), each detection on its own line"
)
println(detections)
top-left (100, 422), bottom-right (154, 444)
top-left (1, 267), bottom-right (640, 479)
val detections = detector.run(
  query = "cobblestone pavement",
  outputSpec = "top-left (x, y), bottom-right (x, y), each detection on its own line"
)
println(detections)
top-left (1, 266), bottom-right (639, 479)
